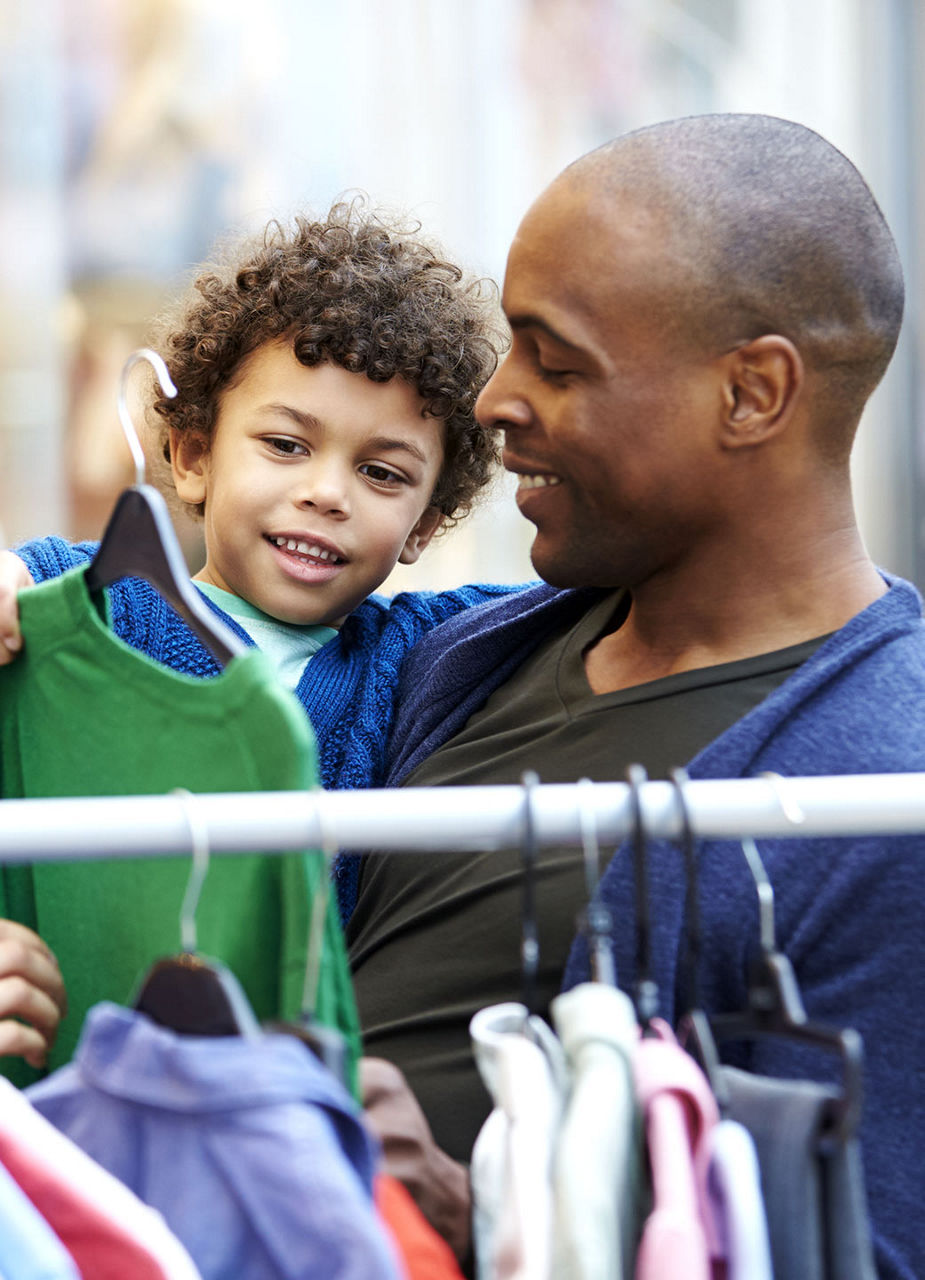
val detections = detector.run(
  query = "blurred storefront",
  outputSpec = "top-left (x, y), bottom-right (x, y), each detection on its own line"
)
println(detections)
top-left (1, 0), bottom-right (922, 587)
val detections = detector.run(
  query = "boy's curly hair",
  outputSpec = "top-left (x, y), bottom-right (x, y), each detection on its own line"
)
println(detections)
top-left (150, 197), bottom-right (506, 528)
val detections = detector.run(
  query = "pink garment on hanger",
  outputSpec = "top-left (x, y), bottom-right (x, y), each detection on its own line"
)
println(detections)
top-left (632, 1018), bottom-right (720, 1280)
top-left (0, 1076), bottom-right (200, 1280)
top-left (0, 1128), bottom-right (167, 1280)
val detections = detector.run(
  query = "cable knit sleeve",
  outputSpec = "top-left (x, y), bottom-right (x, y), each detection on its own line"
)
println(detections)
top-left (13, 537), bottom-right (99, 583)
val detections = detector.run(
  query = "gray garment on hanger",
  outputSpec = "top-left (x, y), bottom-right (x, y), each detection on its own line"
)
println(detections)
top-left (721, 1066), bottom-right (876, 1280)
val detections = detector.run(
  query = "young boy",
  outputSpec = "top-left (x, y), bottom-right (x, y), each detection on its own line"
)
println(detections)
top-left (0, 199), bottom-right (516, 1071)
top-left (1, 198), bottom-right (511, 778)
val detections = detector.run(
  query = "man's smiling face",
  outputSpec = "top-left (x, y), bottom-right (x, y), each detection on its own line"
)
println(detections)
top-left (476, 176), bottom-right (726, 592)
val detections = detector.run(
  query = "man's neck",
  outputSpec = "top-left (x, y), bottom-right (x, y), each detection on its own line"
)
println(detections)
top-left (583, 536), bottom-right (886, 696)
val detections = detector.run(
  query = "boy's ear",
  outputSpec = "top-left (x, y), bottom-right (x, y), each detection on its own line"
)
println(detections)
top-left (169, 428), bottom-right (209, 506)
top-left (398, 507), bottom-right (443, 565)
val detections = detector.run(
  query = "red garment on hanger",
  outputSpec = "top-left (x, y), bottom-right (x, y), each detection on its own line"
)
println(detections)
top-left (375, 1174), bottom-right (466, 1280)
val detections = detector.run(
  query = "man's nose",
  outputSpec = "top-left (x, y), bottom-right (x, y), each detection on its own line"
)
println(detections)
top-left (476, 354), bottom-right (532, 432)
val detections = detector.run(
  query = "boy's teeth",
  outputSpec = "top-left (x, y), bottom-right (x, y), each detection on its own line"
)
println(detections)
top-left (518, 473), bottom-right (562, 490)
top-left (273, 537), bottom-right (336, 562)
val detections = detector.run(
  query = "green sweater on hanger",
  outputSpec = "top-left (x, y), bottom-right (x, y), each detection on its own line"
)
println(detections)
top-left (0, 565), bottom-right (359, 1089)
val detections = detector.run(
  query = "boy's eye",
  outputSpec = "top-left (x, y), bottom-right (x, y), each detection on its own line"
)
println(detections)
top-left (266, 436), bottom-right (308, 456)
top-left (360, 463), bottom-right (405, 487)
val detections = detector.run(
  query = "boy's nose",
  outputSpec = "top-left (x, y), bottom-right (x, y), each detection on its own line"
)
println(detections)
top-left (295, 466), bottom-right (351, 517)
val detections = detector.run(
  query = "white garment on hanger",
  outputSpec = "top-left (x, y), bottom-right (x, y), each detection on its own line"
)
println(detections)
top-left (469, 1002), bottom-right (570, 1280)
top-left (705, 1119), bottom-right (773, 1280)
top-left (550, 982), bottom-right (641, 1280)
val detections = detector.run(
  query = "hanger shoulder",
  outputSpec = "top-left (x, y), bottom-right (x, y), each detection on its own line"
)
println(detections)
top-left (85, 486), bottom-right (245, 668)
top-left (133, 952), bottom-right (261, 1039)
top-left (709, 948), bottom-right (864, 1141)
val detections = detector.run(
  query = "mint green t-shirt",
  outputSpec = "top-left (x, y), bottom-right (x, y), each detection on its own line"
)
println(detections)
top-left (196, 582), bottom-right (337, 691)
top-left (0, 566), bottom-right (359, 1088)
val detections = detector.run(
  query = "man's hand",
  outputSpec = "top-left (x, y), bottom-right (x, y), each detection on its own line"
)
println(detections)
top-left (360, 1056), bottom-right (472, 1265)
top-left (0, 552), bottom-right (33, 663)
top-left (0, 921), bottom-right (67, 1069)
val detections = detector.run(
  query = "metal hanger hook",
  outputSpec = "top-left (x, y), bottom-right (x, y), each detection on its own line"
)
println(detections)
top-left (118, 348), bottom-right (177, 487)
top-left (520, 769), bottom-right (541, 1019)
top-left (172, 788), bottom-right (210, 954)
top-left (301, 794), bottom-right (338, 1018)
top-left (576, 777), bottom-right (616, 985)
top-left (740, 835), bottom-right (776, 954)
top-left (626, 763), bottom-right (659, 1025)
top-left (669, 767), bottom-right (702, 1012)
top-left (760, 770), bottom-right (806, 827)
top-left (576, 776), bottom-right (602, 902)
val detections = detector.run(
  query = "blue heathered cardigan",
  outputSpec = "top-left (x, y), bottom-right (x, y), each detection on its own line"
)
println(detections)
top-left (378, 572), bottom-right (925, 1280)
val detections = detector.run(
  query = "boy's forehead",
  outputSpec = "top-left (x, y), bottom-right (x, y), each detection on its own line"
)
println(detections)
top-left (220, 344), bottom-right (444, 451)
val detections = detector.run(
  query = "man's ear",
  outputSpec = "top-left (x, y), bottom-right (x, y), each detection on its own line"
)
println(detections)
top-left (169, 428), bottom-right (209, 506)
top-left (719, 334), bottom-right (804, 449)
top-left (398, 507), bottom-right (443, 565)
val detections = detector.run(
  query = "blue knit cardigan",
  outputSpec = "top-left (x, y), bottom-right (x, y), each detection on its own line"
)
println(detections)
top-left (379, 572), bottom-right (925, 1280)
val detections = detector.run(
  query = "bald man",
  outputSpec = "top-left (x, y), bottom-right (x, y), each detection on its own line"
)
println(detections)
top-left (348, 115), bottom-right (925, 1277)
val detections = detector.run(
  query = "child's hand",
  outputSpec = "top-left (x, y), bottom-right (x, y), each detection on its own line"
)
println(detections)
top-left (0, 921), bottom-right (67, 1069)
top-left (0, 551), bottom-right (33, 663)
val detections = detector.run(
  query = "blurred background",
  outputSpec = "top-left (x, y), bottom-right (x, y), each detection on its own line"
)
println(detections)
top-left (1, 0), bottom-right (923, 591)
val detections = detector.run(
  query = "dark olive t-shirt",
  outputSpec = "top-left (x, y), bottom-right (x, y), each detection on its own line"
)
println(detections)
top-left (347, 591), bottom-right (827, 1162)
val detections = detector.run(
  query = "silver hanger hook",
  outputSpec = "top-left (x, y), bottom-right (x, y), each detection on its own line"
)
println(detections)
top-left (172, 788), bottom-right (210, 954)
top-left (740, 835), bottom-right (776, 954)
top-left (118, 348), bottom-right (177, 487)
top-left (301, 796), bottom-right (337, 1018)
top-left (760, 770), bottom-right (806, 827)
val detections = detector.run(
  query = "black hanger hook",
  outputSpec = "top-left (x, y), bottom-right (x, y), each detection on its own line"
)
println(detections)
top-left (626, 763), bottom-right (659, 1026)
top-left (576, 777), bottom-right (616, 986)
top-left (520, 769), bottom-right (541, 1018)
top-left (669, 767), bottom-right (702, 1014)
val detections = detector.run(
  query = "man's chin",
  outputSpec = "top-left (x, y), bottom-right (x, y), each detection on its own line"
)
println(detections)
top-left (529, 545), bottom-right (604, 591)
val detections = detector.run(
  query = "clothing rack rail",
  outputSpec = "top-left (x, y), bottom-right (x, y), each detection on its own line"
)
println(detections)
top-left (1, 773), bottom-right (924, 862)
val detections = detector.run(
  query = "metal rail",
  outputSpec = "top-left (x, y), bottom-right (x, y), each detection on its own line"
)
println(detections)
top-left (0, 773), bottom-right (923, 862)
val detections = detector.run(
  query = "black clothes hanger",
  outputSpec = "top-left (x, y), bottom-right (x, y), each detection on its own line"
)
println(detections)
top-left (672, 768), bottom-right (863, 1138)
top-left (84, 348), bottom-right (245, 669)
top-left (574, 776), bottom-right (616, 986)
top-left (626, 763), bottom-right (660, 1028)
top-left (708, 818), bottom-right (864, 1144)
top-left (132, 789), bottom-right (261, 1039)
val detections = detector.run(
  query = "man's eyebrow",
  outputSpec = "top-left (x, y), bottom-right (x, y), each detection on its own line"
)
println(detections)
top-left (508, 314), bottom-right (585, 352)
top-left (260, 406), bottom-right (430, 465)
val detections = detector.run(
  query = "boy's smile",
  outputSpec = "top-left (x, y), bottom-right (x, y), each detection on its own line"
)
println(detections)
top-left (170, 341), bottom-right (445, 627)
